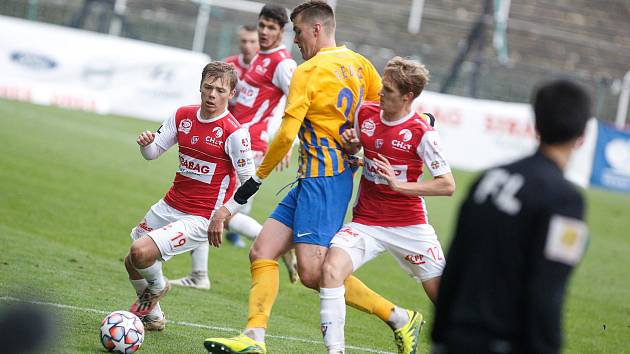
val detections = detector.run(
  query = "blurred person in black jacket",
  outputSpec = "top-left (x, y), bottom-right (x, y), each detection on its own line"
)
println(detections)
top-left (432, 80), bottom-right (591, 354)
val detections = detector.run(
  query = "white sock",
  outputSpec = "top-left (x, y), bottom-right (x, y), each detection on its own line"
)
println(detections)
top-left (136, 261), bottom-right (166, 292)
top-left (130, 278), bottom-right (163, 318)
top-left (190, 243), bottom-right (209, 277)
top-left (387, 306), bottom-right (410, 330)
top-left (320, 286), bottom-right (346, 353)
top-left (228, 213), bottom-right (262, 240)
top-left (130, 278), bottom-right (148, 296)
top-left (244, 327), bottom-right (265, 343)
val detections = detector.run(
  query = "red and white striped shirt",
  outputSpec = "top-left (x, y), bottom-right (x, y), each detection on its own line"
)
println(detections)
top-left (230, 45), bottom-right (295, 152)
top-left (352, 102), bottom-right (451, 227)
top-left (152, 105), bottom-right (255, 218)
top-left (224, 54), bottom-right (249, 79)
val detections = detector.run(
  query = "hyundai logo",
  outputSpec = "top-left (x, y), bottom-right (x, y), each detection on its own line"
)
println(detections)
top-left (10, 51), bottom-right (57, 70)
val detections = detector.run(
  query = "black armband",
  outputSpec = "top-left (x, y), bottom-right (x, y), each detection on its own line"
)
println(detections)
top-left (234, 177), bottom-right (262, 204)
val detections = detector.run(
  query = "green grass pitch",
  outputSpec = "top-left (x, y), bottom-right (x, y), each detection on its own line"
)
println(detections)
top-left (0, 98), bottom-right (628, 353)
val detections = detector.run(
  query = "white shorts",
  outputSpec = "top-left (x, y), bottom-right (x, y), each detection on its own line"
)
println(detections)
top-left (130, 199), bottom-right (209, 262)
top-left (330, 222), bottom-right (445, 282)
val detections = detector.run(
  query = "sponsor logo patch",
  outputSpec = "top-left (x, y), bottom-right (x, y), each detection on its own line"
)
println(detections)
top-left (399, 128), bottom-right (413, 142)
top-left (236, 158), bottom-right (252, 168)
top-left (361, 119), bottom-right (376, 137)
top-left (178, 118), bottom-right (192, 134)
top-left (213, 127), bottom-right (223, 138)
top-left (544, 215), bottom-right (588, 265)
top-left (375, 138), bottom-right (384, 149)
top-left (404, 254), bottom-right (426, 265)
top-left (191, 135), bottom-right (199, 144)
top-left (10, 51), bottom-right (57, 71)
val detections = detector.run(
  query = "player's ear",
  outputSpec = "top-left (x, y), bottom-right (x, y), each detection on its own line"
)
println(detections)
top-left (313, 22), bottom-right (322, 37)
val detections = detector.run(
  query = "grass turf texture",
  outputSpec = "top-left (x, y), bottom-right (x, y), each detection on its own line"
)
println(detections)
top-left (0, 98), bottom-right (628, 353)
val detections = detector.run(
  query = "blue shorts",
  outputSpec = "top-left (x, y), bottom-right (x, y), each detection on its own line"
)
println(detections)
top-left (270, 169), bottom-right (353, 246)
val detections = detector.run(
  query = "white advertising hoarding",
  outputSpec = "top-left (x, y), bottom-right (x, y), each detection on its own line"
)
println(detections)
top-left (0, 16), bottom-right (597, 186)
top-left (413, 91), bottom-right (596, 187)
top-left (0, 15), bottom-right (210, 121)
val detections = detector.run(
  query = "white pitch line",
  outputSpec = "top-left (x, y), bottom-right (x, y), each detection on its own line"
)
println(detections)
top-left (0, 296), bottom-right (394, 354)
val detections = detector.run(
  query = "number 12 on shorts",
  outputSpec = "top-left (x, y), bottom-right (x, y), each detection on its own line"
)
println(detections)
top-left (427, 246), bottom-right (443, 261)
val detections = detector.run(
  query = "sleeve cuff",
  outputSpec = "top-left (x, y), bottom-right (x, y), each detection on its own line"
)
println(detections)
top-left (223, 198), bottom-right (240, 215)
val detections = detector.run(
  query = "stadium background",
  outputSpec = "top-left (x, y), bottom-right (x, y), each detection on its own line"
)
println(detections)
top-left (0, 1), bottom-right (629, 353)
top-left (1, 0), bottom-right (629, 123)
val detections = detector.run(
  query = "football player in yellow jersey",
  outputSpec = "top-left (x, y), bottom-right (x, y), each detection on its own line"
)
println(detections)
top-left (204, 2), bottom-right (422, 353)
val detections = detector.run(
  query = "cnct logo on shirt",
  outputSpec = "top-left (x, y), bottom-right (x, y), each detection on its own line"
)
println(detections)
top-left (205, 135), bottom-right (224, 147)
top-left (391, 140), bottom-right (413, 152)
top-left (391, 129), bottom-right (413, 152)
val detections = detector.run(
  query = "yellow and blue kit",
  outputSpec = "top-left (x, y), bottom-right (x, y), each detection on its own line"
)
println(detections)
top-left (260, 45), bottom-right (381, 245)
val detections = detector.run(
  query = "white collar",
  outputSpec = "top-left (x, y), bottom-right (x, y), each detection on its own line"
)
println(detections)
top-left (197, 107), bottom-right (229, 123)
top-left (258, 44), bottom-right (286, 55)
top-left (379, 110), bottom-right (415, 126)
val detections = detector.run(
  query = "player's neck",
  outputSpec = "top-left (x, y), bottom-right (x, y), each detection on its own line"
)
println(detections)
top-left (539, 143), bottom-right (574, 170)
top-left (382, 106), bottom-right (412, 122)
top-left (319, 37), bottom-right (337, 51)
top-left (242, 53), bottom-right (255, 64)
top-left (199, 106), bottom-right (228, 121)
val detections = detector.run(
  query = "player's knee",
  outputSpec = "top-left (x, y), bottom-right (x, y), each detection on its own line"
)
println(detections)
top-left (129, 241), bottom-right (150, 267)
top-left (320, 260), bottom-right (343, 287)
top-left (298, 268), bottom-right (321, 290)
top-left (249, 239), bottom-right (280, 262)
top-left (248, 244), bottom-right (264, 263)
top-left (123, 255), bottom-right (135, 272)
top-left (423, 277), bottom-right (441, 304)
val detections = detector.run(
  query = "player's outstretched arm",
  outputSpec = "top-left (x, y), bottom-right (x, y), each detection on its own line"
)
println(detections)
top-left (137, 130), bottom-right (155, 146)
top-left (137, 130), bottom-right (168, 160)
top-left (373, 154), bottom-right (455, 196)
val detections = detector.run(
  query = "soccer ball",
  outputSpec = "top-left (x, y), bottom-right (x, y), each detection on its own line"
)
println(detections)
top-left (100, 310), bottom-right (144, 353)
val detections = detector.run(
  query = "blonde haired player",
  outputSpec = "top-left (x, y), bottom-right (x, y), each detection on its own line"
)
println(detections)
top-left (125, 62), bottom-right (255, 331)
top-left (319, 57), bottom-right (455, 354)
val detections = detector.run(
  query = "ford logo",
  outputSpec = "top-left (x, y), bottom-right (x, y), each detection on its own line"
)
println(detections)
top-left (10, 51), bottom-right (57, 70)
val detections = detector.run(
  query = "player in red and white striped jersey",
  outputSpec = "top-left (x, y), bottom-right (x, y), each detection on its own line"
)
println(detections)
top-left (168, 25), bottom-right (259, 288)
top-left (224, 25), bottom-right (259, 80)
top-left (123, 62), bottom-right (255, 331)
top-left (231, 6), bottom-right (296, 154)
top-left (318, 57), bottom-right (456, 354)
